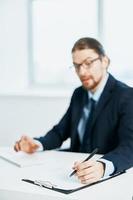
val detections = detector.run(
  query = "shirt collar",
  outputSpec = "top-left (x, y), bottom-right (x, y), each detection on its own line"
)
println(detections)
top-left (88, 73), bottom-right (109, 102)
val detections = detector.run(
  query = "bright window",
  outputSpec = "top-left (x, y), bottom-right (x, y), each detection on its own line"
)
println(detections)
top-left (31, 0), bottom-right (98, 90)
top-left (31, 0), bottom-right (133, 91)
top-left (103, 0), bottom-right (133, 84)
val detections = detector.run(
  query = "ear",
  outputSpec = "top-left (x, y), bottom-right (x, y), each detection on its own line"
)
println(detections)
top-left (102, 56), bottom-right (109, 70)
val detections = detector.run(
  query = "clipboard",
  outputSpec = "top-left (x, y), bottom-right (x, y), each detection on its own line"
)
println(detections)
top-left (22, 170), bottom-right (126, 194)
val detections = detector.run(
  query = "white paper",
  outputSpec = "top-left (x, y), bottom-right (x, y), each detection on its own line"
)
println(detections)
top-left (0, 147), bottom-right (46, 167)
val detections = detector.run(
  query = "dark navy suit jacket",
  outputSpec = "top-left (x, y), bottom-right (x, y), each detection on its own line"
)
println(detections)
top-left (36, 74), bottom-right (133, 173)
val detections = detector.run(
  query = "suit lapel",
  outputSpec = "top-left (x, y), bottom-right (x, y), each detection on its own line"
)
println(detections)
top-left (74, 88), bottom-right (88, 127)
top-left (91, 74), bottom-right (116, 127)
top-left (71, 88), bottom-right (88, 149)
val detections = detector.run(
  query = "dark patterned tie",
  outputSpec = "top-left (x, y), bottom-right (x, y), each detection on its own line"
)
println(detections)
top-left (80, 98), bottom-right (96, 152)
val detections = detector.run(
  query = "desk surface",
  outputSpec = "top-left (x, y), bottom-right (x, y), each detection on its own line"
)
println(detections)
top-left (0, 149), bottom-right (132, 200)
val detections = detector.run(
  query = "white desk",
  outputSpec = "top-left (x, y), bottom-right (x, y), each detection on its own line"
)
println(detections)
top-left (0, 150), bottom-right (132, 200)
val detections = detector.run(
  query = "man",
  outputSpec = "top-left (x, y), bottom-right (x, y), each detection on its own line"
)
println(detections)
top-left (14, 37), bottom-right (133, 184)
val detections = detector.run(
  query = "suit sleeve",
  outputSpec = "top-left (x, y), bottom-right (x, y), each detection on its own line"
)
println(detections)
top-left (102, 89), bottom-right (133, 173)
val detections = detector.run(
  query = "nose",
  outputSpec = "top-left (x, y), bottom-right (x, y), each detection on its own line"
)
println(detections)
top-left (78, 65), bottom-right (88, 76)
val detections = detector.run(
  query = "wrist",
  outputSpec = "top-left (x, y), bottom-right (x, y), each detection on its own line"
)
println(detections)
top-left (97, 161), bottom-right (105, 178)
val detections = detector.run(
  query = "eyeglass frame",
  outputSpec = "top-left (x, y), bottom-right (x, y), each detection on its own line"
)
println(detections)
top-left (72, 56), bottom-right (102, 71)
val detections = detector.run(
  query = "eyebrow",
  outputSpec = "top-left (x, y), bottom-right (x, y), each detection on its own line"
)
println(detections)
top-left (73, 56), bottom-right (93, 65)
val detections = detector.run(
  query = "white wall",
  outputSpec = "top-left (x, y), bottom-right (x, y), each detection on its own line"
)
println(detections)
top-left (0, 95), bottom-right (69, 146)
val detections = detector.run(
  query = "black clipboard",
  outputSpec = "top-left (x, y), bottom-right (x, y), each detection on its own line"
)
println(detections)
top-left (22, 170), bottom-right (126, 194)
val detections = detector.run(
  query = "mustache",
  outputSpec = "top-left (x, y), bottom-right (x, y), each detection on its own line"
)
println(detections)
top-left (80, 76), bottom-right (92, 81)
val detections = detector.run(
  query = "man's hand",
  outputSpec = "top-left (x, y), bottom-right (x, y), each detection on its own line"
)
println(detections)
top-left (14, 135), bottom-right (39, 154)
top-left (73, 160), bottom-right (105, 184)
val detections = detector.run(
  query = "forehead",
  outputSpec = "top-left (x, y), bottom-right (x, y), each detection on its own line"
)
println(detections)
top-left (72, 49), bottom-right (98, 63)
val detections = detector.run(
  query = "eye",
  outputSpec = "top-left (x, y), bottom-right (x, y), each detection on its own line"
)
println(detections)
top-left (85, 60), bottom-right (91, 65)
top-left (74, 64), bottom-right (80, 69)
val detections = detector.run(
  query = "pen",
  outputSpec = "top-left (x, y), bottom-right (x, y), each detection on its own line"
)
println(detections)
top-left (69, 148), bottom-right (98, 177)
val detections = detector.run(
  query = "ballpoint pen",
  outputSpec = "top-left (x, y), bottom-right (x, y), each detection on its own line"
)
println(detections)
top-left (69, 148), bottom-right (98, 177)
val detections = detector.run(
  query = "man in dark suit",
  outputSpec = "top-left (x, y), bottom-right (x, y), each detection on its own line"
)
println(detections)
top-left (14, 37), bottom-right (133, 184)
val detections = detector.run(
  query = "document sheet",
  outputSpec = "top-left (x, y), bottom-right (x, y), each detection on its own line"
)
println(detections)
top-left (0, 147), bottom-right (47, 167)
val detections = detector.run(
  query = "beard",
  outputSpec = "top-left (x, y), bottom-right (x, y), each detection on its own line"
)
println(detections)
top-left (81, 75), bottom-right (103, 91)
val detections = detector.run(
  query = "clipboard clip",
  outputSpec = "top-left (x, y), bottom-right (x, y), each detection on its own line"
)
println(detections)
top-left (34, 180), bottom-right (57, 189)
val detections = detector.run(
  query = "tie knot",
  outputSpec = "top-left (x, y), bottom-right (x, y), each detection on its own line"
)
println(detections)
top-left (90, 97), bottom-right (95, 103)
top-left (90, 97), bottom-right (95, 104)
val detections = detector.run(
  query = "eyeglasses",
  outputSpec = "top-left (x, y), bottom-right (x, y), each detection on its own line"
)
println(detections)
top-left (72, 56), bottom-right (101, 71)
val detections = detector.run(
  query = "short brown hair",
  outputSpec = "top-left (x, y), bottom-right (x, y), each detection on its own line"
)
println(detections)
top-left (72, 37), bottom-right (105, 56)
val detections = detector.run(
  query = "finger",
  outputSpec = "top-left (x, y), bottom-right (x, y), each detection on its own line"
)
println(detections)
top-left (18, 139), bottom-right (31, 153)
top-left (78, 163), bottom-right (105, 183)
top-left (73, 161), bottom-right (80, 169)
top-left (76, 166), bottom-right (95, 177)
top-left (31, 141), bottom-right (39, 148)
top-left (76, 160), bottom-right (95, 170)
top-left (20, 135), bottom-right (32, 147)
top-left (18, 135), bottom-right (39, 153)
top-left (81, 176), bottom-right (98, 184)
top-left (14, 141), bottom-right (20, 152)
top-left (21, 135), bottom-right (37, 147)
top-left (14, 144), bottom-right (18, 152)
top-left (28, 143), bottom-right (39, 153)
top-left (20, 139), bottom-right (39, 154)
top-left (78, 171), bottom-right (95, 181)
top-left (21, 135), bottom-right (29, 141)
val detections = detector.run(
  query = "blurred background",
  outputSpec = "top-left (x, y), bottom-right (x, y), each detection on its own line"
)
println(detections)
top-left (0, 0), bottom-right (133, 146)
